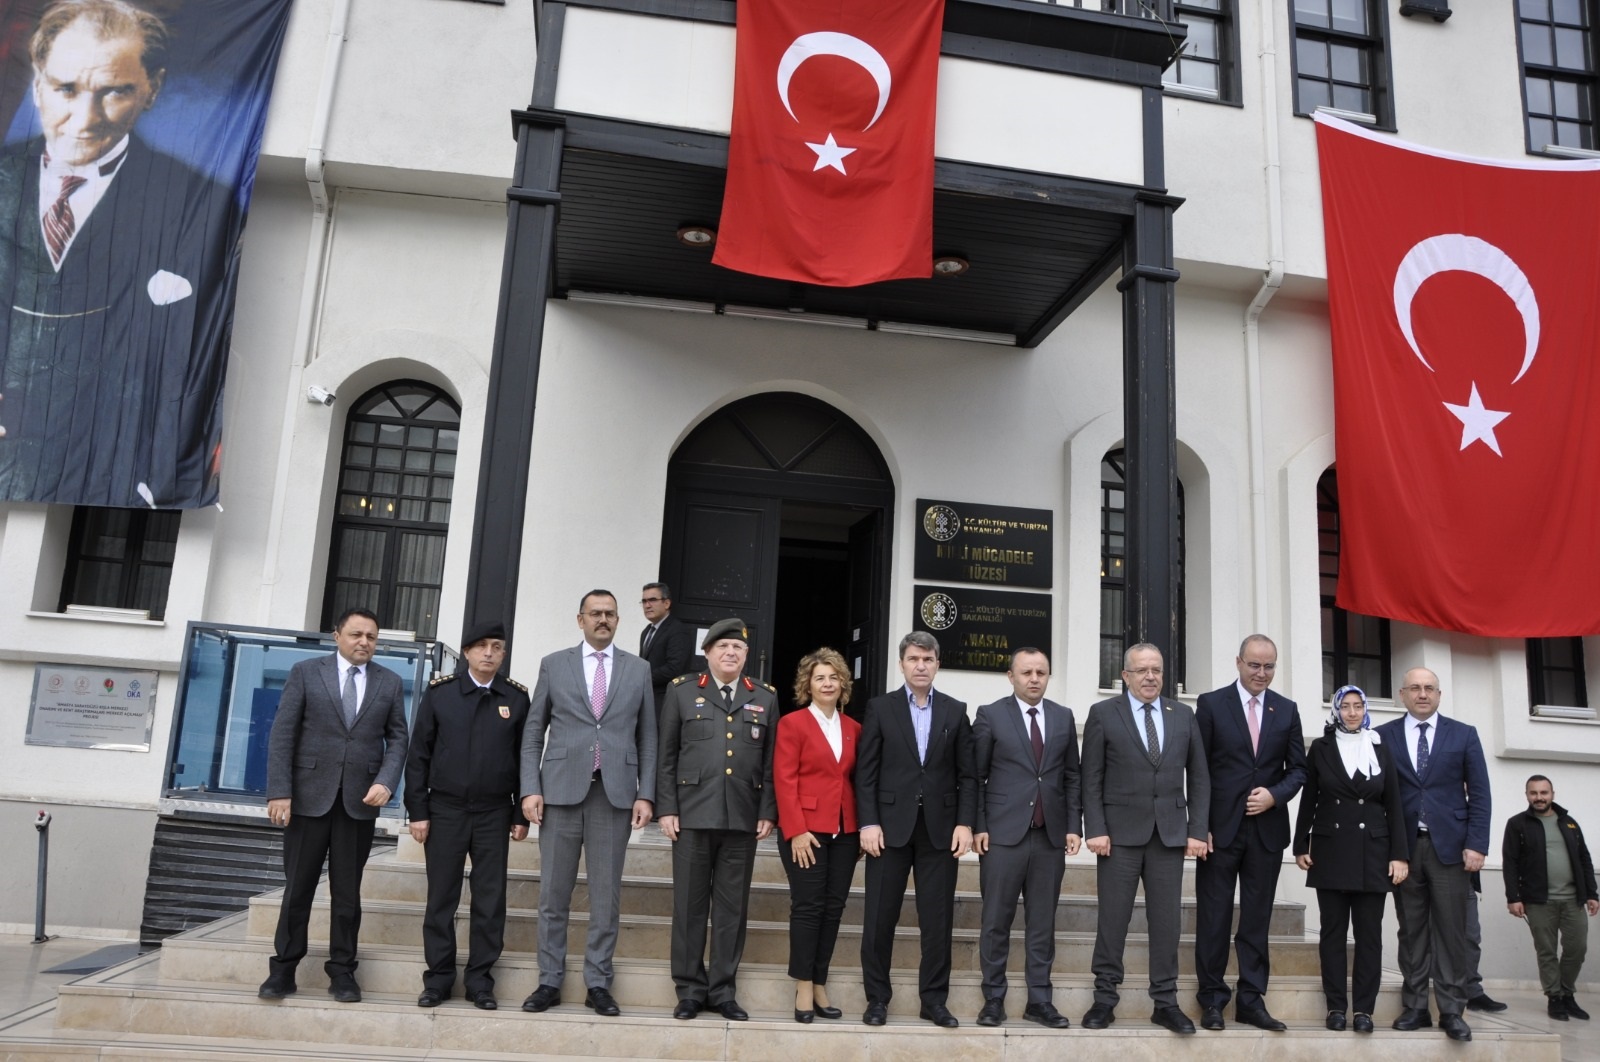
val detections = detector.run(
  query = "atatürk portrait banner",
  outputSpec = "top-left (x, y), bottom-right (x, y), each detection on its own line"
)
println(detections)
top-left (0, 0), bottom-right (292, 508)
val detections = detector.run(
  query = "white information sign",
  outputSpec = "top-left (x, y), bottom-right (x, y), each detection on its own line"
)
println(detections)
top-left (26, 665), bottom-right (158, 751)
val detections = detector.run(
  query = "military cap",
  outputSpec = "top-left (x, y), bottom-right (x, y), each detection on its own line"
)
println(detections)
top-left (701, 617), bottom-right (749, 650)
top-left (462, 619), bottom-right (507, 650)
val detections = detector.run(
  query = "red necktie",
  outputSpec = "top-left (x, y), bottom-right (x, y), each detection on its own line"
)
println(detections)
top-left (44, 174), bottom-right (86, 267)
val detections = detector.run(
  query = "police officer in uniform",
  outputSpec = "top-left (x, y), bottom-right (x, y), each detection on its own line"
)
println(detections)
top-left (657, 618), bottom-right (778, 1021)
top-left (404, 621), bottom-right (531, 1010)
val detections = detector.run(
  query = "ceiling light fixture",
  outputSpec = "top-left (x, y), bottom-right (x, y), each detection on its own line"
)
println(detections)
top-left (932, 255), bottom-right (969, 277)
top-left (676, 225), bottom-right (717, 248)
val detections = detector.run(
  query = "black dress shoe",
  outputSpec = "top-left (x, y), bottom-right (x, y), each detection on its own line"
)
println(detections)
top-left (1152, 1005), bottom-right (1196, 1035)
top-left (470, 990), bottom-right (497, 1011)
top-left (920, 1003), bottom-right (959, 1028)
top-left (257, 975), bottom-right (296, 1000)
top-left (1564, 995), bottom-right (1591, 1020)
top-left (1466, 993), bottom-right (1508, 1013)
top-left (976, 999), bottom-right (1005, 1027)
top-left (863, 1001), bottom-right (888, 1026)
top-left (715, 999), bottom-right (749, 1021)
top-left (328, 973), bottom-right (361, 1004)
top-left (1082, 1003), bottom-right (1115, 1029)
top-left (1353, 1012), bottom-right (1374, 1033)
top-left (521, 985), bottom-right (560, 1012)
top-left (1200, 1005), bottom-right (1225, 1031)
top-left (1023, 1002), bottom-right (1070, 1029)
top-left (1235, 1005), bottom-right (1287, 1031)
top-left (1440, 1013), bottom-right (1472, 1041)
top-left (1549, 996), bottom-right (1570, 1021)
top-left (1325, 1010), bottom-right (1346, 1031)
top-left (813, 1002), bottom-right (843, 1019)
top-left (673, 999), bottom-right (703, 1020)
top-left (794, 1008), bottom-right (814, 1024)
top-left (584, 986), bottom-right (621, 1016)
top-left (1391, 1007), bottom-right (1432, 1030)
top-left (417, 987), bottom-right (447, 1008)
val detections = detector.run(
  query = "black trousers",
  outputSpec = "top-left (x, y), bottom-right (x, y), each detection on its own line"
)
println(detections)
top-left (777, 830), bottom-right (860, 983)
top-left (1194, 816), bottom-right (1283, 1009)
top-left (670, 828), bottom-right (759, 1004)
top-left (1317, 889), bottom-right (1387, 1014)
top-left (1394, 832), bottom-right (1473, 1015)
top-left (271, 794), bottom-right (376, 979)
top-left (421, 798), bottom-right (513, 995)
top-left (860, 807), bottom-right (958, 1008)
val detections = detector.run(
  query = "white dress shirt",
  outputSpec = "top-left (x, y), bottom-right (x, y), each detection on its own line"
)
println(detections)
top-left (808, 704), bottom-right (844, 761)
top-left (1016, 696), bottom-right (1047, 742)
top-left (581, 642), bottom-right (615, 702)
top-left (336, 653), bottom-right (367, 713)
top-left (38, 136), bottom-right (130, 269)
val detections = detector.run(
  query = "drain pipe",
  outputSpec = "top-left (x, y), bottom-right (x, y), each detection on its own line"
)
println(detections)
top-left (257, 0), bottom-right (353, 623)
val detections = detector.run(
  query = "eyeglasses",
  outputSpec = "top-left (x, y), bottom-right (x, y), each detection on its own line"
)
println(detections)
top-left (1124, 667), bottom-right (1164, 677)
top-left (640, 597), bottom-right (664, 605)
top-left (1243, 661), bottom-right (1276, 673)
top-left (1400, 684), bottom-right (1440, 695)
top-left (583, 610), bottom-right (618, 620)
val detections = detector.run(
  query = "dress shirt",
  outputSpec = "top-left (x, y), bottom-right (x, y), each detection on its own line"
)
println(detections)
top-left (581, 642), bottom-right (615, 702)
top-left (1402, 712), bottom-right (1439, 773)
top-left (907, 686), bottom-right (935, 764)
top-left (336, 653), bottom-right (367, 713)
top-left (1015, 696), bottom-right (1047, 742)
top-left (1126, 690), bottom-right (1165, 748)
top-left (38, 136), bottom-right (130, 268)
top-left (808, 704), bottom-right (844, 761)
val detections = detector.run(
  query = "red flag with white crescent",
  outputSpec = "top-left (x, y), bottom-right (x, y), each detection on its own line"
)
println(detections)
top-left (1316, 113), bottom-right (1600, 637)
top-left (713, 0), bottom-right (943, 287)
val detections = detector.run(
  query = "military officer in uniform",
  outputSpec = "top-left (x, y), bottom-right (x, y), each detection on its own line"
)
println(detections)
top-left (404, 621), bottom-right (531, 1011)
top-left (657, 618), bottom-right (778, 1021)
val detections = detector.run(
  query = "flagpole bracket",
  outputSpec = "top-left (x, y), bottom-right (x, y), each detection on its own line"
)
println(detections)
top-left (1116, 264), bottom-right (1181, 291)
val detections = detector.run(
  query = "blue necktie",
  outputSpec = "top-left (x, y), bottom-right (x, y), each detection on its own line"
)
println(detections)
top-left (1416, 722), bottom-right (1430, 830)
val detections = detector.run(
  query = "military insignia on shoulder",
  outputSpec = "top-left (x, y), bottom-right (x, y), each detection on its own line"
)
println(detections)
top-left (506, 677), bottom-right (528, 692)
top-left (762, 681), bottom-right (777, 694)
top-left (672, 675), bottom-right (691, 686)
top-left (429, 672), bottom-right (453, 687)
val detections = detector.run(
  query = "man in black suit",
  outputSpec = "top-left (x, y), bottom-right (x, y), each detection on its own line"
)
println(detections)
top-left (1192, 634), bottom-right (1305, 1031)
top-left (405, 620), bottom-right (530, 1011)
top-left (855, 631), bottom-right (976, 1029)
top-left (259, 608), bottom-right (409, 1004)
top-left (639, 582), bottom-right (694, 711)
top-left (971, 647), bottom-right (1081, 1029)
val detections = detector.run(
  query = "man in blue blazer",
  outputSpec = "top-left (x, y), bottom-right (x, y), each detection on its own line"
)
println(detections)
top-left (1193, 634), bottom-right (1305, 1031)
top-left (1376, 667), bottom-right (1491, 1043)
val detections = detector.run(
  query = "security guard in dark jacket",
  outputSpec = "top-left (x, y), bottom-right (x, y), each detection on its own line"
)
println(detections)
top-left (404, 620), bottom-right (530, 1010)
top-left (657, 618), bottom-right (778, 1021)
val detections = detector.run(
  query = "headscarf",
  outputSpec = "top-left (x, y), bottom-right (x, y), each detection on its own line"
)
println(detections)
top-left (1329, 684), bottom-right (1383, 779)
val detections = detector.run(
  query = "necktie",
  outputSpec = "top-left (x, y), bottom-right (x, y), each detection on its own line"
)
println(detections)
top-left (1415, 721), bottom-right (1430, 830)
top-left (342, 665), bottom-right (359, 728)
top-left (721, 684), bottom-right (733, 708)
top-left (43, 174), bottom-right (86, 268)
top-left (590, 652), bottom-right (607, 772)
top-left (1142, 702), bottom-right (1162, 766)
top-left (1028, 707), bottom-right (1046, 828)
top-left (1247, 696), bottom-right (1261, 756)
top-left (641, 625), bottom-right (655, 655)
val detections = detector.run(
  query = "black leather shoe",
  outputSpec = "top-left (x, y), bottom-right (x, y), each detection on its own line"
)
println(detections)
top-left (522, 985), bottom-right (560, 1012)
top-left (813, 1002), bottom-right (843, 1019)
top-left (1440, 1013), bottom-right (1472, 1042)
top-left (1564, 995), bottom-right (1591, 1020)
top-left (1235, 1005), bottom-right (1287, 1031)
top-left (715, 999), bottom-right (749, 1021)
top-left (862, 1001), bottom-right (888, 1026)
top-left (417, 987), bottom-right (446, 1008)
top-left (1200, 1005), bottom-right (1225, 1031)
top-left (920, 1003), bottom-right (959, 1028)
top-left (1325, 1010), bottom-right (1346, 1031)
top-left (673, 999), bottom-right (703, 1020)
top-left (1152, 1005), bottom-right (1196, 1035)
top-left (470, 990), bottom-right (497, 1011)
top-left (1353, 1012), bottom-right (1374, 1033)
top-left (585, 987), bottom-right (621, 1016)
top-left (793, 1007), bottom-right (814, 1024)
top-left (976, 999), bottom-right (1005, 1027)
top-left (1392, 1007), bottom-right (1432, 1030)
top-left (257, 975), bottom-right (296, 1000)
top-left (328, 973), bottom-right (361, 1004)
top-left (1082, 1003), bottom-right (1115, 1029)
top-left (1023, 1002), bottom-right (1070, 1029)
top-left (1549, 997), bottom-right (1570, 1021)
top-left (1467, 993), bottom-right (1508, 1013)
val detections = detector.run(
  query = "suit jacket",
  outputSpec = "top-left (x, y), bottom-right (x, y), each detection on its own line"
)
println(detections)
top-left (1375, 713), bottom-right (1490, 863)
top-left (1292, 732), bottom-right (1408, 893)
top-left (774, 706), bottom-right (860, 840)
top-left (854, 686), bottom-right (977, 849)
top-left (1081, 693), bottom-right (1209, 847)
top-left (656, 673), bottom-right (778, 828)
top-left (0, 135), bottom-right (237, 507)
top-left (640, 612), bottom-right (695, 705)
top-left (520, 644), bottom-right (657, 810)
top-left (404, 668), bottom-right (531, 821)
top-left (972, 695), bottom-right (1082, 848)
top-left (1195, 684), bottom-right (1306, 851)
top-left (266, 653), bottom-right (409, 820)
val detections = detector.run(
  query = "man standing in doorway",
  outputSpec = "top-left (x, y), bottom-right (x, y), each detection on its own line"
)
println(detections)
top-left (639, 582), bottom-right (694, 711)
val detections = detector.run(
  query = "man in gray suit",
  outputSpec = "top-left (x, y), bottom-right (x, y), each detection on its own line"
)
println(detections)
top-left (259, 607), bottom-right (409, 1004)
top-left (972, 647), bottom-right (1081, 1029)
top-left (1080, 643), bottom-right (1210, 1035)
top-left (519, 589), bottom-right (657, 1017)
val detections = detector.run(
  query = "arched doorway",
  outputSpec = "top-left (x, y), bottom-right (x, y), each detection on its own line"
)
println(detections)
top-left (661, 393), bottom-right (894, 716)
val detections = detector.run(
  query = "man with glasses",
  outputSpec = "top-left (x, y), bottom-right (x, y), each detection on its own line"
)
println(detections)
top-left (1376, 668), bottom-right (1490, 1043)
top-left (639, 582), bottom-right (694, 711)
top-left (1192, 635), bottom-right (1305, 1031)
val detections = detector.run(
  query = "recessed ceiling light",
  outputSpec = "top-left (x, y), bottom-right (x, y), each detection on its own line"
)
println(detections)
top-left (932, 255), bottom-right (969, 277)
top-left (676, 225), bottom-right (717, 247)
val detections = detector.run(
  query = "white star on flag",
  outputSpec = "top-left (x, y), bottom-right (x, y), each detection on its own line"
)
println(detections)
top-left (1442, 381), bottom-right (1511, 456)
top-left (806, 133), bottom-right (856, 174)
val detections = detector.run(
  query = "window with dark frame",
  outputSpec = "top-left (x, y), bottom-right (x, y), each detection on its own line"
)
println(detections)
top-left (1164, 0), bottom-right (1239, 103)
top-left (1099, 448), bottom-right (1186, 689)
top-left (1527, 637), bottom-right (1589, 708)
top-left (322, 381), bottom-right (460, 642)
top-left (1317, 467), bottom-right (1391, 699)
top-left (59, 507), bottom-right (181, 620)
top-left (1290, 0), bottom-right (1393, 125)
top-left (1519, 0), bottom-right (1599, 152)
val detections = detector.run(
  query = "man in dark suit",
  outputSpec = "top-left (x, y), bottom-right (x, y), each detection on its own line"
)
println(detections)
top-left (1192, 634), bottom-right (1305, 1031)
top-left (656, 618), bottom-right (778, 1021)
top-left (1376, 666), bottom-right (1490, 1043)
top-left (259, 607), bottom-right (409, 1004)
top-left (855, 631), bottom-right (976, 1029)
top-left (518, 590), bottom-right (656, 1018)
top-left (0, 0), bottom-right (237, 507)
top-left (404, 620), bottom-right (530, 1011)
top-left (1081, 642), bottom-right (1209, 1035)
top-left (639, 582), bottom-right (694, 711)
top-left (971, 647), bottom-right (1081, 1029)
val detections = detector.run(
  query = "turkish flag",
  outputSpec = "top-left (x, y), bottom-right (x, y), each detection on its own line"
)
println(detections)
top-left (713, 0), bottom-right (944, 286)
top-left (1317, 113), bottom-right (1600, 637)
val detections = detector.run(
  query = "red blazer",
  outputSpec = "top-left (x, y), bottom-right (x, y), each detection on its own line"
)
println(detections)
top-left (775, 706), bottom-right (860, 840)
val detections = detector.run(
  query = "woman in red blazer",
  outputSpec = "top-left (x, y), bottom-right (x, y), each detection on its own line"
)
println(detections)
top-left (775, 646), bottom-right (860, 1024)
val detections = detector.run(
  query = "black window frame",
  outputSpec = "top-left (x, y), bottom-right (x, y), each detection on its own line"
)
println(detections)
top-left (1317, 467), bottom-right (1391, 699)
top-left (1163, 0), bottom-right (1242, 104)
top-left (1527, 636), bottom-right (1589, 708)
top-left (1517, 0), bottom-right (1600, 154)
top-left (1288, 0), bottom-right (1396, 130)
top-left (58, 507), bottom-right (182, 620)
top-left (1099, 448), bottom-right (1186, 690)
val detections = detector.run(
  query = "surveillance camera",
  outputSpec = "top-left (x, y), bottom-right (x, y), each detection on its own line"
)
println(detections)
top-left (306, 385), bottom-right (336, 406)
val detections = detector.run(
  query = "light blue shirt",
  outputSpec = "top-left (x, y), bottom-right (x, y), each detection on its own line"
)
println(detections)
top-left (907, 686), bottom-right (935, 764)
top-left (1126, 690), bottom-right (1165, 752)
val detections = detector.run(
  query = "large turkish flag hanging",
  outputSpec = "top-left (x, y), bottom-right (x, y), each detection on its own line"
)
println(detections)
top-left (1316, 113), bottom-right (1600, 637)
top-left (713, 0), bottom-right (944, 286)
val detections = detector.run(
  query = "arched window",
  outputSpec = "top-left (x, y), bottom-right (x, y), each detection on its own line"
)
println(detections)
top-left (1317, 466), bottom-right (1390, 698)
top-left (321, 381), bottom-right (460, 640)
top-left (1099, 448), bottom-right (1185, 688)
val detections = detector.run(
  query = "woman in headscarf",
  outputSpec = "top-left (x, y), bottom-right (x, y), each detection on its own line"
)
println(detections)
top-left (1293, 684), bottom-right (1409, 1033)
